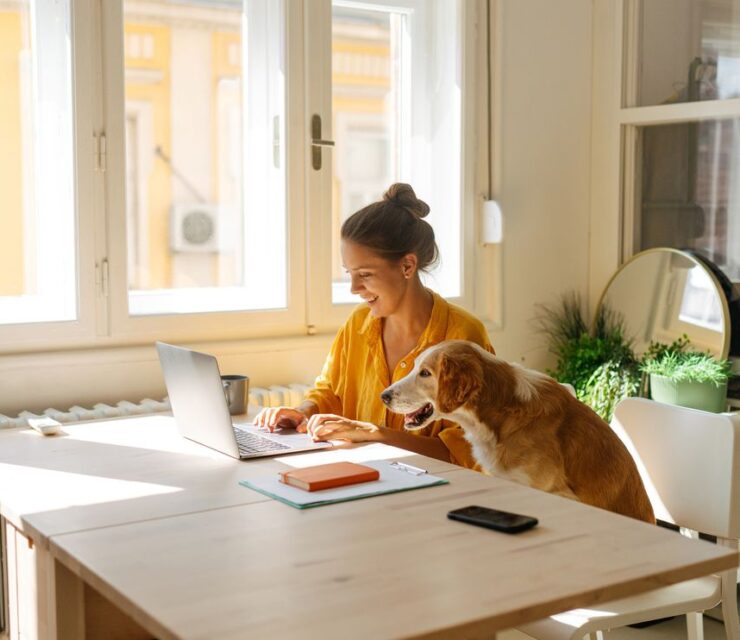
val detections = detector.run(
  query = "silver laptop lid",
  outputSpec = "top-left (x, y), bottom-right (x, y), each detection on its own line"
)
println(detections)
top-left (156, 341), bottom-right (240, 459)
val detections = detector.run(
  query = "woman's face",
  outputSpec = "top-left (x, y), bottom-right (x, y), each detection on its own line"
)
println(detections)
top-left (341, 240), bottom-right (413, 318)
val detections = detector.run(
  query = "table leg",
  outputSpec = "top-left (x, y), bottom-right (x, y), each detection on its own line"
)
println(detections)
top-left (53, 558), bottom-right (153, 640)
top-left (53, 561), bottom-right (84, 640)
top-left (3, 520), bottom-right (54, 640)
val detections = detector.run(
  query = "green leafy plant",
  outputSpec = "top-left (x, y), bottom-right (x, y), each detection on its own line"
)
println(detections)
top-left (641, 350), bottom-right (732, 386)
top-left (642, 334), bottom-right (691, 363)
top-left (581, 361), bottom-right (641, 424)
top-left (533, 292), bottom-right (641, 422)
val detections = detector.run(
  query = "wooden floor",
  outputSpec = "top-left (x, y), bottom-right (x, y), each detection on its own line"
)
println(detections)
top-left (504, 589), bottom-right (739, 639)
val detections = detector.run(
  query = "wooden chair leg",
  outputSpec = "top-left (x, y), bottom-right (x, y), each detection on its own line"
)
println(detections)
top-left (686, 612), bottom-right (703, 640)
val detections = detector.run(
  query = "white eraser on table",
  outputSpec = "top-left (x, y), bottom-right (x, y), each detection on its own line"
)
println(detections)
top-left (27, 417), bottom-right (62, 436)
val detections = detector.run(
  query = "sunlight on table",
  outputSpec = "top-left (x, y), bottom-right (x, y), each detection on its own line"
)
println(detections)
top-left (275, 442), bottom-right (419, 468)
top-left (43, 414), bottom-right (228, 459)
top-left (0, 463), bottom-right (182, 515)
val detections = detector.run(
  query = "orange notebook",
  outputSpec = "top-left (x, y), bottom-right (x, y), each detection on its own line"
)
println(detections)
top-left (278, 461), bottom-right (380, 492)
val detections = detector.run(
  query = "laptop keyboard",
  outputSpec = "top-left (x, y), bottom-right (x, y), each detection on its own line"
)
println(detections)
top-left (234, 429), bottom-right (291, 455)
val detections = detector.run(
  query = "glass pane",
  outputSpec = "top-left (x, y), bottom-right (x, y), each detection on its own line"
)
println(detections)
top-left (637, 118), bottom-right (740, 283)
top-left (124, 0), bottom-right (286, 315)
top-left (0, 1), bottom-right (76, 325)
top-left (331, 0), bottom-right (462, 304)
top-left (638, 0), bottom-right (740, 106)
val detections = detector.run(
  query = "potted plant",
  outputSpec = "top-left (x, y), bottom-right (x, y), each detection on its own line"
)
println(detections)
top-left (641, 349), bottom-right (732, 413)
top-left (533, 292), bottom-right (641, 422)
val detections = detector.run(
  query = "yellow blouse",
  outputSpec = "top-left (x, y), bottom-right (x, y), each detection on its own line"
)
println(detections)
top-left (305, 291), bottom-right (494, 470)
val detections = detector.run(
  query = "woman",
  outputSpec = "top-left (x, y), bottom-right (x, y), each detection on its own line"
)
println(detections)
top-left (254, 183), bottom-right (494, 468)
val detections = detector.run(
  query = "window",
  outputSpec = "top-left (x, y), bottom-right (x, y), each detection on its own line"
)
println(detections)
top-left (330, 1), bottom-right (464, 304)
top-left (0, 2), bottom-right (76, 325)
top-left (122, 0), bottom-right (286, 316)
top-left (0, 0), bottom-right (485, 350)
top-left (623, 0), bottom-right (740, 286)
top-left (637, 0), bottom-right (740, 106)
top-left (635, 118), bottom-right (740, 282)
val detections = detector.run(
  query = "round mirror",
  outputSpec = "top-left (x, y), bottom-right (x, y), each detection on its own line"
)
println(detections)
top-left (596, 248), bottom-right (731, 359)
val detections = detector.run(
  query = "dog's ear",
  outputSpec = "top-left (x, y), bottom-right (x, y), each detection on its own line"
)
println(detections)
top-left (437, 350), bottom-right (482, 413)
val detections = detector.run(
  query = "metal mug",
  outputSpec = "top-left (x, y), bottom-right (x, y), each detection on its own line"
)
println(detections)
top-left (221, 374), bottom-right (249, 415)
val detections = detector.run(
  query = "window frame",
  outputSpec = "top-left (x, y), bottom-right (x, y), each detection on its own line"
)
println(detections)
top-left (620, 0), bottom-right (740, 268)
top-left (0, 0), bottom-right (99, 351)
top-left (0, 0), bottom-right (489, 353)
top-left (103, 0), bottom-right (309, 345)
top-left (305, 0), bottom-right (485, 333)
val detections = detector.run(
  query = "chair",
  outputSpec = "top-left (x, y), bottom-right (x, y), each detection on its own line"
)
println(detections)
top-left (517, 397), bottom-right (740, 640)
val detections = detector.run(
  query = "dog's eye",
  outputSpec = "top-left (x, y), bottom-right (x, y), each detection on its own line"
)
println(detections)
top-left (419, 368), bottom-right (431, 378)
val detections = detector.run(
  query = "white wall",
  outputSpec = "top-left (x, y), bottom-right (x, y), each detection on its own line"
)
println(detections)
top-left (488, 0), bottom-right (594, 369)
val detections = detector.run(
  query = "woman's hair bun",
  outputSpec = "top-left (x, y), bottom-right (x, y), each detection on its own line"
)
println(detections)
top-left (383, 183), bottom-right (430, 219)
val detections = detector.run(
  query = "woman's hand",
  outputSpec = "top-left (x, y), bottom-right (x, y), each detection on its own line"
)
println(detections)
top-left (253, 407), bottom-right (308, 433)
top-left (306, 414), bottom-right (381, 442)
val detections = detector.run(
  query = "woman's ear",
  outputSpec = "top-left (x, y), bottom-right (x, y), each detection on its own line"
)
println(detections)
top-left (401, 253), bottom-right (418, 279)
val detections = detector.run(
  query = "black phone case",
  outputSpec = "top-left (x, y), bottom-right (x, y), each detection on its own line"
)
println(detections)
top-left (447, 507), bottom-right (538, 534)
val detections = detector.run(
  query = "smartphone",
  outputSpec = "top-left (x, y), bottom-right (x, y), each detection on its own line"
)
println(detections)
top-left (447, 505), bottom-right (538, 534)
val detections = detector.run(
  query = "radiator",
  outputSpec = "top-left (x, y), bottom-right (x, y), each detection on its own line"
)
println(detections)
top-left (0, 383), bottom-right (312, 429)
top-left (249, 383), bottom-right (311, 409)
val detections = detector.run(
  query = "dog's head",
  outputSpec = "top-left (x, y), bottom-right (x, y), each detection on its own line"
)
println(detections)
top-left (381, 340), bottom-right (485, 431)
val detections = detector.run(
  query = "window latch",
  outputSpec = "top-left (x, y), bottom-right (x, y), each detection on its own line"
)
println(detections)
top-left (94, 132), bottom-right (107, 172)
top-left (95, 258), bottom-right (109, 297)
top-left (310, 114), bottom-right (334, 170)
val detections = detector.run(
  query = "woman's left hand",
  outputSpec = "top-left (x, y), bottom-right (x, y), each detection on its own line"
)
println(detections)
top-left (306, 414), bottom-right (381, 442)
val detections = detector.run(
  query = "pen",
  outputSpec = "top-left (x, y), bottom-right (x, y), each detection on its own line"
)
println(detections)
top-left (390, 461), bottom-right (428, 475)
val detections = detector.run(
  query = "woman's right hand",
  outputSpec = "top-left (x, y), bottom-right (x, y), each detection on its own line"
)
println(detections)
top-left (253, 407), bottom-right (308, 433)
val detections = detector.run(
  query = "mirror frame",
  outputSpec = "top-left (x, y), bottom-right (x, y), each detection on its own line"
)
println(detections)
top-left (594, 247), bottom-right (731, 359)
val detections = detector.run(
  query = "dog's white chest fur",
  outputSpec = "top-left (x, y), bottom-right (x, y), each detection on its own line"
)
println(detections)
top-left (447, 408), bottom-right (532, 485)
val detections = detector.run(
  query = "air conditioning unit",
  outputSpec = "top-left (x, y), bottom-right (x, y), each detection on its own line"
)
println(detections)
top-left (170, 203), bottom-right (220, 252)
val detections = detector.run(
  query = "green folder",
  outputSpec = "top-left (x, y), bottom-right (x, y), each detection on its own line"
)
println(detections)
top-left (239, 459), bottom-right (449, 509)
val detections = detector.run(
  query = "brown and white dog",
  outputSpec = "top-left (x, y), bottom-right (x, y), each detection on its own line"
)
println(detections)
top-left (381, 340), bottom-right (655, 523)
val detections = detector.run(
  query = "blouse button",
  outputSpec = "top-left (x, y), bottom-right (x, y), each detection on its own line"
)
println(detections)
top-left (400, 361), bottom-right (407, 368)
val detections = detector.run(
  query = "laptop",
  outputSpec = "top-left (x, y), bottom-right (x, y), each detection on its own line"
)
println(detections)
top-left (155, 342), bottom-right (332, 459)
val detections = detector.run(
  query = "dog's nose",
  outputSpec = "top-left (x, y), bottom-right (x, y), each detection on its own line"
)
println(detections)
top-left (380, 390), bottom-right (393, 405)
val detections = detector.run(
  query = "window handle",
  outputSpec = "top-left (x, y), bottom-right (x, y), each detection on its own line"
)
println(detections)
top-left (310, 114), bottom-right (334, 170)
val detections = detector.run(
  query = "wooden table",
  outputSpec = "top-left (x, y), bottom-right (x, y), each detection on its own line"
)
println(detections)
top-left (0, 414), bottom-right (457, 640)
top-left (1, 415), bottom-right (738, 640)
top-left (0, 414), bottom-right (449, 542)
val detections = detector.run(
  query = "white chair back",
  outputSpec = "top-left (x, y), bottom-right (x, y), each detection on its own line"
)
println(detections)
top-left (611, 398), bottom-right (740, 539)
